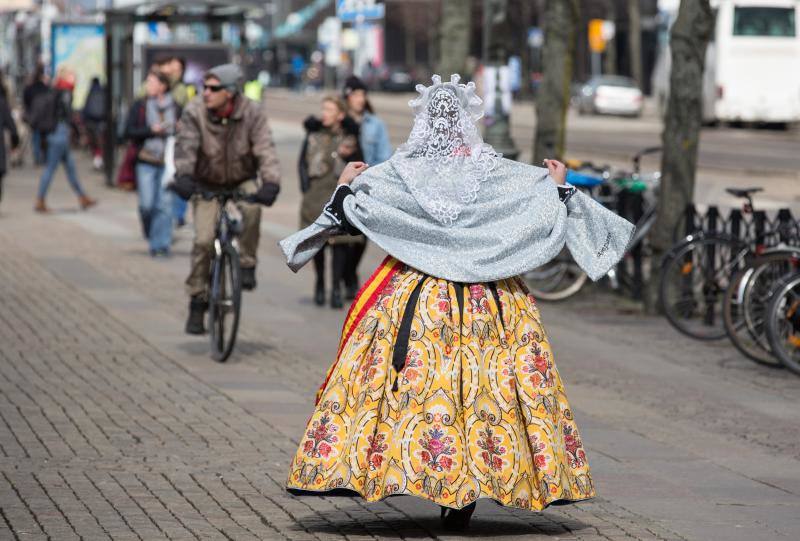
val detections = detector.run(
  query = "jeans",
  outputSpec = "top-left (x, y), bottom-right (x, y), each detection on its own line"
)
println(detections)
top-left (31, 129), bottom-right (44, 164)
top-left (135, 162), bottom-right (173, 253)
top-left (172, 194), bottom-right (187, 224)
top-left (37, 123), bottom-right (86, 200)
top-left (185, 179), bottom-right (261, 298)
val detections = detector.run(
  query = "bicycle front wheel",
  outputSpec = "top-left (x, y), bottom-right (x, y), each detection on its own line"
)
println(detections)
top-left (766, 273), bottom-right (800, 376)
top-left (659, 235), bottom-right (748, 340)
top-left (523, 248), bottom-right (588, 301)
top-left (722, 251), bottom-right (799, 367)
top-left (208, 243), bottom-right (242, 363)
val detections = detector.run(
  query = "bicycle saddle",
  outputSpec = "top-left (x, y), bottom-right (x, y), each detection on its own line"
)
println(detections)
top-left (566, 170), bottom-right (605, 188)
top-left (725, 187), bottom-right (763, 198)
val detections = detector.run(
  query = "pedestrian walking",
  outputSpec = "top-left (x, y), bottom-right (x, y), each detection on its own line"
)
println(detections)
top-left (341, 75), bottom-right (392, 299)
top-left (163, 56), bottom-right (190, 227)
top-left (34, 66), bottom-right (97, 213)
top-left (22, 65), bottom-right (49, 166)
top-left (169, 63), bottom-right (281, 335)
top-left (299, 96), bottom-right (362, 308)
top-left (0, 70), bottom-right (20, 205)
top-left (82, 77), bottom-right (106, 171)
top-left (280, 75), bottom-right (635, 529)
top-left (125, 70), bottom-right (179, 257)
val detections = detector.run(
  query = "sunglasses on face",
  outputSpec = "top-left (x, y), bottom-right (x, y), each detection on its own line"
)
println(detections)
top-left (203, 84), bottom-right (225, 93)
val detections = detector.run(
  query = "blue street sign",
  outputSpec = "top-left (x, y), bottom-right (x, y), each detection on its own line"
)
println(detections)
top-left (337, 0), bottom-right (385, 22)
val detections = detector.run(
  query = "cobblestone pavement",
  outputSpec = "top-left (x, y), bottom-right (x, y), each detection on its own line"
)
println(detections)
top-left (1, 128), bottom-right (799, 540)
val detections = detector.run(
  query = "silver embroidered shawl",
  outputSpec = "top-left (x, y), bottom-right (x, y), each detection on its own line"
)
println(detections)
top-left (279, 156), bottom-right (635, 283)
top-left (280, 73), bottom-right (634, 283)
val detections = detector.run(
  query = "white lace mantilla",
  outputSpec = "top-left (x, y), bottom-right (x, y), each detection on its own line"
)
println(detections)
top-left (390, 74), bottom-right (500, 225)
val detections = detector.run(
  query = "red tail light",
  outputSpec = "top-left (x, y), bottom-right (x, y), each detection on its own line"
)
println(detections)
top-left (716, 85), bottom-right (724, 99)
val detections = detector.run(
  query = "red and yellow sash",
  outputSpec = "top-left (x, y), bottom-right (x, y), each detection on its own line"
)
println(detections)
top-left (315, 256), bottom-right (403, 404)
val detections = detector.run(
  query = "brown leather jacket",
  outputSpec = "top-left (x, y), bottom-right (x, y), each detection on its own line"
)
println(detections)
top-left (174, 95), bottom-right (280, 188)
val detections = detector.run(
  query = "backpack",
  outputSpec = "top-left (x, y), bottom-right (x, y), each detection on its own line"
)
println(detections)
top-left (83, 87), bottom-right (106, 121)
top-left (28, 90), bottom-right (58, 134)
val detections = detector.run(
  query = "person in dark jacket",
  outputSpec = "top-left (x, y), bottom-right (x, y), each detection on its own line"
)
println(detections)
top-left (23, 65), bottom-right (48, 165)
top-left (82, 77), bottom-right (106, 171)
top-left (340, 76), bottom-right (393, 299)
top-left (0, 71), bottom-right (20, 204)
top-left (126, 70), bottom-right (179, 257)
top-left (35, 67), bottom-right (97, 213)
top-left (299, 96), bottom-right (362, 308)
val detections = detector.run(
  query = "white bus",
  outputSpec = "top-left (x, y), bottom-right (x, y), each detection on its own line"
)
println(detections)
top-left (652, 0), bottom-right (800, 125)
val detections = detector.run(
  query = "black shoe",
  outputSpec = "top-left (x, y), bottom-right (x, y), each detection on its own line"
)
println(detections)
top-left (344, 281), bottom-right (359, 301)
top-left (440, 502), bottom-right (476, 531)
top-left (330, 287), bottom-right (343, 309)
top-left (241, 267), bottom-right (257, 291)
top-left (185, 296), bottom-right (208, 335)
top-left (314, 281), bottom-right (325, 306)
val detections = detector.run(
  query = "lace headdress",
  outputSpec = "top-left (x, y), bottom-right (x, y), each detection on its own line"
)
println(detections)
top-left (390, 74), bottom-right (500, 225)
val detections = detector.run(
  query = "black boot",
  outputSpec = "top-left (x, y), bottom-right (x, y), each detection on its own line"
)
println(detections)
top-left (185, 295), bottom-right (208, 335)
top-left (313, 250), bottom-right (326, 306)
top-left (440, 502), bottom-right (476, 531)
top-left (241, 267), bottom-right (257, 291)
top-left (344, 279), bottom-right (359, 301)
top-left (330, 286), bottom-right (343, 309)
top-left (314, 279), bottom-right (325, 306)
top-left (331, 245), bottom-right (346, 309)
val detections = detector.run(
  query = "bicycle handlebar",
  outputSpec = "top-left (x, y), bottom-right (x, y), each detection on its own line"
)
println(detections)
top-left (632, 146), bottom-right (663, 174)
top-left (196, 189), bottom-right (256, 204)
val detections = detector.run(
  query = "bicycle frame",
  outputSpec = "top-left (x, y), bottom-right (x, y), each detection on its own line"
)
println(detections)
top-left (213, 202), bottom-right (242, 258)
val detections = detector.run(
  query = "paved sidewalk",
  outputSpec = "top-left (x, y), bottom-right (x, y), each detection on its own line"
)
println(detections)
top-left (1, 137), bottom-right (799, 540)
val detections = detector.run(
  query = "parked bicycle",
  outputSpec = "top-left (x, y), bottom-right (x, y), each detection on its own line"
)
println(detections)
top-left (659, 187), bottom-right (799, 342)
top-left (722, 249), bottom-right (800, 366)
top-left (765, 271), bottom-right (800, 376)
top-left (524, 146), bottom-right (662, 300)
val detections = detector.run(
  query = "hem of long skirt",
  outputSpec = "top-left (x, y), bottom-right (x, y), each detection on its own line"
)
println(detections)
top-left (285, 485), bottom-right (595, 512)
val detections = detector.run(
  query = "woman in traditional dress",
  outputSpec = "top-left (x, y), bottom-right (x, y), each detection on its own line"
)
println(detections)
top-left (280, 75), bottom-right (634, 530)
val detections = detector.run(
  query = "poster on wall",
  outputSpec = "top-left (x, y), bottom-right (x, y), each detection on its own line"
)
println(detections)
top-left (142, 44), bottom-right (232, 98)
top-left (51, 23), bottom-right (105, 109)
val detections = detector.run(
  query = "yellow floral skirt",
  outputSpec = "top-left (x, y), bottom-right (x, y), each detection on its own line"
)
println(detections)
top-left (286, 257), bottom-right (595, 511)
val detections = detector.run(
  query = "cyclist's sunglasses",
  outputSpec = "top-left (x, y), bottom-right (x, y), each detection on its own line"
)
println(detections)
top-left (203, 84), bottom-right (225, 93)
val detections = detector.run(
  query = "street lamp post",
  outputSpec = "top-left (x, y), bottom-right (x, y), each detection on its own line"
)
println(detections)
top-left (482, 0), bottom-right (519, 160)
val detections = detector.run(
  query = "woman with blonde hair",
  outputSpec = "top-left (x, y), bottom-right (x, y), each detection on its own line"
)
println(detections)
top-left (299, 95), bottom-right (363, 308)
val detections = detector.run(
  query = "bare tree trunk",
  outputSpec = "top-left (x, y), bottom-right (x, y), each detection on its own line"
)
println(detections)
top-left (519, 0), bottom-right (534, 98)
top-left (643, 0), bottom-right (714, 313)
top-left (428, 4), bottom-right (439, 75)
top-left (627, 0), bottom-right (643, 87)
top-left (604, 0), bottom-right (617, 75)
top-left (404, 4), bottom-right (417, 69)
top-left (533, 0), bottom-right (580, 163)
top-left (438, 0), bottom-right (472, 77)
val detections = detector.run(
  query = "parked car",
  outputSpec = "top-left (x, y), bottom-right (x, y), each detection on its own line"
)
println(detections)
top-left (378, 66), bottom-right (417, 92)
top-left (575, 76), bottom-right (643, 117)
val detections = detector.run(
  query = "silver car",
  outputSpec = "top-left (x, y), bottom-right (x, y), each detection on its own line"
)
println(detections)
top-left (576, 76), bottom-right (643, 117)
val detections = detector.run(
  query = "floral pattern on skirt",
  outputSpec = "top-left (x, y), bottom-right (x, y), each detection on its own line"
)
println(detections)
top-left (286, 260), bottom-right (595, 510)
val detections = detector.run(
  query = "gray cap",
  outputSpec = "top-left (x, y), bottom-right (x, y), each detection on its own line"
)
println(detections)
top-left (205, 63), bottom-right (243, 92)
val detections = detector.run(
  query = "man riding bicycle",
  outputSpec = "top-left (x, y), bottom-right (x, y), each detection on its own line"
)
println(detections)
top-left (171, 63), bottom-right (280, 335)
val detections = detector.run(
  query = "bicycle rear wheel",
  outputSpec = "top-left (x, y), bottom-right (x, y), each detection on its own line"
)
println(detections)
top-left (523, 248), bottom-right (588, 301)
top-left (766, 273), bottom-right (800, 376)
top-left (659, 235), bottom-right (748, 340)
top-left (722, 251), bottom-right (799, 367)
top-left (208, 243), bottom-right (242, 363)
